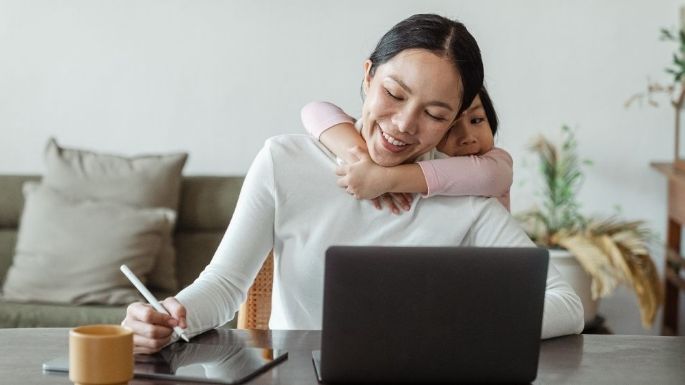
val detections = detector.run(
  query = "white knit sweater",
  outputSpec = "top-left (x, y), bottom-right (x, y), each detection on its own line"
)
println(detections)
top-left (176, 135), bottom-right (584, 339)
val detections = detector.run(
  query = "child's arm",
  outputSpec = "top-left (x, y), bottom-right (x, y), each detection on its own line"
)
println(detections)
top-left (498, 191), bottom-right (511, 212)
top-left (301, 101), bottom-right (365, 164)
top-left (301, 101), bottom-right (415, 213)
top-left (302, 102), bottom-right (428, 195)
top-left (301, 103), bottom-right (513, 204)
top-left (417, 147), bottom-right (513, 210)
top-left (335, 147), bottom-right (427, 198)
top-left (341, 148), bottom-right (512, 198)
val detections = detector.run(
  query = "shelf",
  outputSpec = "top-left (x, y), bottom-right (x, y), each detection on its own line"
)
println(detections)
top-left (666, 247), bottom-right (685, 269)
top-left (651, 161), bottom-right (685, 178)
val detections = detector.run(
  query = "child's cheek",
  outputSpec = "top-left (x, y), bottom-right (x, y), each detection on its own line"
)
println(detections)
top-left (436, 131), bottom-right (470, 156)
top-left (436, 134), bottom-right (452, 154)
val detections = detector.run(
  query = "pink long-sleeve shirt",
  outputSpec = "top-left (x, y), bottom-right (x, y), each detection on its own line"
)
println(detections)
top-left (300, 101), bottom-right (512, 210)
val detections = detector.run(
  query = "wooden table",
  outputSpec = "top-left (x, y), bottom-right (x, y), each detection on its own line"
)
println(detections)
top-left (1, 328), bottom-right (684, 384)
top-left (652, 162), bottom-right (685, 335)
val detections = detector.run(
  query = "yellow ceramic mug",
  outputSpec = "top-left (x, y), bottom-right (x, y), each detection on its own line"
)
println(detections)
top-left (69, 324), bottom-right (134, 385)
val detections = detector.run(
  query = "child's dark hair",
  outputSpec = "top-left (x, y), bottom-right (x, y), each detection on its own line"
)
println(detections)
top-left (479, 87), bottom-right (498, 136)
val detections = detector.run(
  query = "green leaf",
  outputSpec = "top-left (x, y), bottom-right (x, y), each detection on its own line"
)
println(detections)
top-left (661, 28), bottom-right (675, 40)
top-left (521, 125), bottom-right (589, 242)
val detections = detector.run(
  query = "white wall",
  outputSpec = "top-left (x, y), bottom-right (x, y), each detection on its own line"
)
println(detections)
top-left (1, 0), bottom-right (681, 334)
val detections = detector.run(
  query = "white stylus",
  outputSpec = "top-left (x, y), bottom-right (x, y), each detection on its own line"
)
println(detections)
top-left (120, 264), bottom-right (190, 342)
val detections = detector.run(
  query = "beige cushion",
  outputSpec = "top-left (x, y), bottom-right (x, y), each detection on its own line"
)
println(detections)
top-left (42, 138), bottom-right (187, 292)
top-left (1, 184), bottom-right (175, 305)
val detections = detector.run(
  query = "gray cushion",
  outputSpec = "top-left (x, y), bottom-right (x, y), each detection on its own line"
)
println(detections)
top-left (0, 175), bottom-right (40, 229)
top-left (175, 232), bottom-right (223, 288)
top-left (0, 174), bottom-right (244, 328)
top-left (1, 184), bottom-right (174, 305)
top-left (0, 230), bottom-right (17, 285)
top-left (0, 300), bottom-right (127, 328)
top-left (43, 138), bottom-right (187, 210)
top-left (0, 299), bottom-right (238, 329)
top-left (42, 138), bottom-right (188, 292)
top-left (177, 177), bottom-right (243, 231)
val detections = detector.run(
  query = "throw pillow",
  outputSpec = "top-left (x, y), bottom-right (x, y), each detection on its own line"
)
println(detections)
top-left (42, 138), bottom-right (187, 292)
top-left (1, 183), bottom-right (175, 305)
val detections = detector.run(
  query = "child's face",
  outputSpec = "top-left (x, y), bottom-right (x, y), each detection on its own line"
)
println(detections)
top-left (436, 95), bottom-right (494, 156)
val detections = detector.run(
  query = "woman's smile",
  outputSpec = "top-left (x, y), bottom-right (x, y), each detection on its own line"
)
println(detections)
top-left (382, 131), bottom-right (408, 148)
top-left (378, 124), bottom-right (413, 153)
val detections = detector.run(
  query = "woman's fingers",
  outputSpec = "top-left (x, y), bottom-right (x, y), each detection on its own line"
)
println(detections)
top-left (127, 302), bottom-right (172, 325)
top-left (134, 346), bottom-right (158, 355)
top-left (126, 318), bottom-right (173, 340)
top-left (335, 166), bottom-right (347, 176)
top-left (133, 332), bottom-right (171, 352)
top-left (123, 302), bottom-right (177, 354)
top-left (162, 297), bottom-right (187, 329)
top-left (371, 197), bottom-right (382, 210)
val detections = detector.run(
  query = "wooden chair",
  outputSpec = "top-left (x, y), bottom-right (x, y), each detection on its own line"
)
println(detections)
top-left (237, 251), bottom-right (274, 329)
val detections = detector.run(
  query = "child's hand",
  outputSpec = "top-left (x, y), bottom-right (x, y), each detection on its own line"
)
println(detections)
top-left (371, 193), bottom-right (414, 215)
top-left (336, 146), bottom-right (388, 199)
top-left (336, 146), bottom-right (414, 214)
top-left (341, 141), bottom-right (369, 164)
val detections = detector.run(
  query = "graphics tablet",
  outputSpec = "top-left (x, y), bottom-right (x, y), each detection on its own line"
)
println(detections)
top-left (43, 329), bottom-right (287, 385)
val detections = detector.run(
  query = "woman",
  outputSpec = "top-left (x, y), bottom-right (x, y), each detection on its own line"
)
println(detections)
top-left (124, 14), bottom-right (584, 353)
top-left (300, 86), bottom-right (512, 212)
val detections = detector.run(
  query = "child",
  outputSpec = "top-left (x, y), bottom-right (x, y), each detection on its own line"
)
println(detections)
top-left (300, 87), bottom-right (512, 214)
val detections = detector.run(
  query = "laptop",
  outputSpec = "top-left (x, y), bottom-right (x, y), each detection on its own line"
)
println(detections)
top-left (312, 246), bottom-right (548, 383)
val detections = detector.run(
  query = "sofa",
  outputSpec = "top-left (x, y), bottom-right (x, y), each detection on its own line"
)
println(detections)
top-left (0, 174), bottom-right (244, 328)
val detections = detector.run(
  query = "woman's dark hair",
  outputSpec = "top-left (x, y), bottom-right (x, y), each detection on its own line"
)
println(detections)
top-left (366, 14), bottom-right (484, 116)
top-left (479, 87), bottom-right (498, 136)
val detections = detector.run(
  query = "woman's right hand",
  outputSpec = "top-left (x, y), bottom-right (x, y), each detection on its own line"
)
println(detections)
top-left (122, 297), bottom-right (188, 354)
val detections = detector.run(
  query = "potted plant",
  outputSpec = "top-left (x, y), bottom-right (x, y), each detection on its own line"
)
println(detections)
top-left (625, 25), bottom-right (685, 170)
top-left (517, 126), bottom-right (662, 328)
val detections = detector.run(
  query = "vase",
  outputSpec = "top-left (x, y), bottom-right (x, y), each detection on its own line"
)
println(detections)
top-left (548, 248), bottom-right (599, 324)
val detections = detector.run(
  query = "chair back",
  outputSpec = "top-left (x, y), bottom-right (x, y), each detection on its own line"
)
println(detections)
top-left (237, 251), bottom-right (274, 329)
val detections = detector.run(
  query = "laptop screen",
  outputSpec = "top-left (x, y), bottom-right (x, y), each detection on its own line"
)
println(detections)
top-left (319, 246), bottom-right (548, 383)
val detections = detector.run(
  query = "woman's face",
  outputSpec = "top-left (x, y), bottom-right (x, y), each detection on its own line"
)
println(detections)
top-left (437, 95), bottom-right (494, 156)
top-left (359, 49), bottom-right (462, 166)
